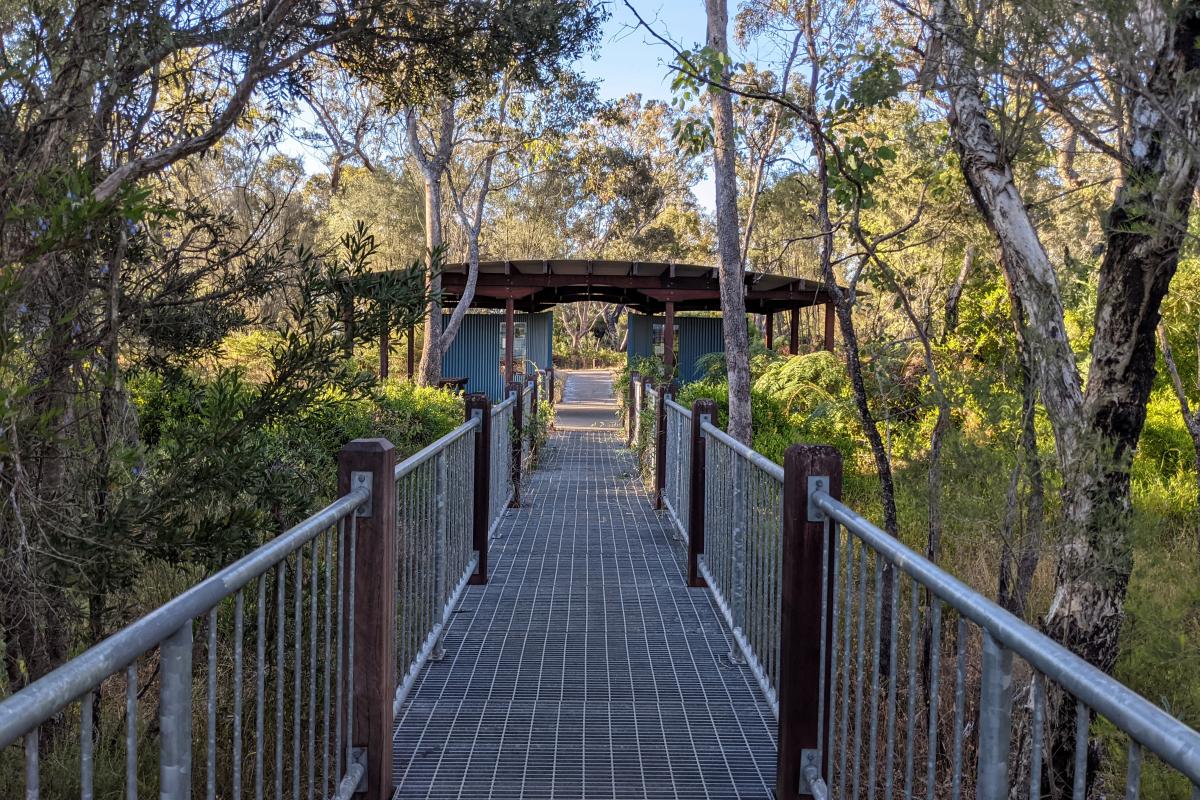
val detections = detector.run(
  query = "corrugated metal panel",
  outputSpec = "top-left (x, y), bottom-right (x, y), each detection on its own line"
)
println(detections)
top-left (441, 312), bottom-right (554, 401)
top-left (626, 313), bottom-right (726, 383)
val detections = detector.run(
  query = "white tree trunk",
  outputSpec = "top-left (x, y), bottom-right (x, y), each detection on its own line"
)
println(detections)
top-left (705, 0), bottom-right (752, 444)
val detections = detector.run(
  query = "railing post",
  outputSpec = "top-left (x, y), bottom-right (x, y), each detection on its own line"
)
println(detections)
top-left (627, 371), bottom-right (640, 445)
top-left (465, 393), bottom-right (491, 585)
top-left (687, 398), bottom-right (717, 588)
top-left (977, 630), bottom-right (1015, 800)
top-left (653, 384), bottom-right (667, 509)
top-left (777, 444), bottom-right (842, 800)
top-left (160, 621), bottom-right (193, 800)
top-left (508, 381), bottom-right (523, 508)
top-left (548, 368), bottom-right (556, 407)
top-left (337, 438), bottom-right (397, 800)
top-left (530, 371), bottom-right (540, 432)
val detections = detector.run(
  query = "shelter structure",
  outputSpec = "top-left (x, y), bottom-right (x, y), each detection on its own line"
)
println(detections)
top-left (381, 259), bottom-right (840, 389)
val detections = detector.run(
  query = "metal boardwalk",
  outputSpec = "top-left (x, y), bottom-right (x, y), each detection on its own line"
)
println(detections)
top-left (391, 428), bottom-right (777, 799)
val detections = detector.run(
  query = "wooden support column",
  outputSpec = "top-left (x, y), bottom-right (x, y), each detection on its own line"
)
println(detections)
top-left (776, 444), bottom-right (842, 799)
top-left (407, 325), bottom-right (415, 379)
top-left (627, 371), bottom-right (641, 446)
top-left (823, 302), bottom-right (836, 352)
top-left (687, 398), bottom-right (717, 588)
top-left (663, 301), bottom-right (675, 377)
top-left (790, 306), bottom-right (800, 355)
top-left (765, 311), bottom-right (775, 350)
top-left (504, 297), bottom-right (515, 384)
top-left (336, 438), bottom-right (398, 800)
top-left (465, 394), bottom-right (492, 585)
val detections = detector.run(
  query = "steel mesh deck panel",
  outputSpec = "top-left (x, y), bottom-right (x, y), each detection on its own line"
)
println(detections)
top-left (392, 430), bottom-right (777, 799)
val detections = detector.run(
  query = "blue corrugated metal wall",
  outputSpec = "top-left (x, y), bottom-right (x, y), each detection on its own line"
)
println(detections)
top-left (626, 313), bottom-right (725, 383)
top-left (441, 312), bottom-right (553, 400)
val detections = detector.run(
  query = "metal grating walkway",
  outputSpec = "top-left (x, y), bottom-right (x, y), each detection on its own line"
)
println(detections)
top-left (391, 381), bottom-right (777, 799)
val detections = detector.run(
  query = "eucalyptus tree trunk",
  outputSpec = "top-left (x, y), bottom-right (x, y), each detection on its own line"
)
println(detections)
top-left (705, 0), bottom-right (752, 444)
top-left (407, 100), bottom-right (455, 386)
top-left (932, 0), bottom-right (1200, 790)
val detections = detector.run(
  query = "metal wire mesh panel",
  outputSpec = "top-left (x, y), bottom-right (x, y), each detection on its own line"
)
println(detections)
top-left (663, 398), bottom-right (692, 542)
top-left (1, 493), bottom-right (367, 800)
top-left (698, 422), bottom-right (785, 716)
top-left (394, 421), bottom-right (478, 710)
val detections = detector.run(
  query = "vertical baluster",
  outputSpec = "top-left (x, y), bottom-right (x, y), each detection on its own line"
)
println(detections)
top-left (883, 566), bottom-right (900, 800)
top-left (867, 558), bottom-right (883, 800)
top-left (126, 664), bottom-right (137, 800)
top-left (826, 518), bottom-right (841, 784)
top-left (1073, 700), bottom-right (1089, 800)
top-left (1030, 674), bottom-right (1044, 800)
top-left (276, 561), bottom-right (285, 800)
top-left (1125, 741), bottom-right (1142, 800)
top-left (323, 530), bottom-right (333, 799)
top-left (25, 729), bottom-right (39, 800)
top-left (234, 590), bottom-right (244, 800)
top-left (976, 630), bottom-right (1014, 800)
top-left (257, 576), bottom-right (267, 800)
top-left (904, 581), bottom-right (920, 800)
top-left (81, 691), bottom-right (94, 800)
top-left (207, 606), bottom-right (217, 800)
top-left (852, 545), bottom-right (868, 800)
top-left (335, 519), bottom-right (345, 783)
top-left (308, 541), bottom-right (318, 800)
top-left (838, 532), bottom-right (854, 799)
top-left (160, 622), bottom-right (193, 800)
top-left (950, 619), bottom-right (967, 800)
top-left (925, 601), bottom-right (942, 800)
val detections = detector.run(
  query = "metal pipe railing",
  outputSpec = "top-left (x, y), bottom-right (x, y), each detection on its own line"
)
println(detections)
top-left (671, 413), bottom-right (1200, 800)
top-left (663, 397), bottom-right (692, 542)
top-left (0, 485), bottom-right (370, 799)
top-left (490, 391), bottom-right (516, 526)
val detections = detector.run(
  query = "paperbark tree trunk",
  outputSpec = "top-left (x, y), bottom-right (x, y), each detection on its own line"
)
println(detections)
top-left (932, 0), bottom-right (1200, 791)
top-left (705, 0), bottom-right (752, 444)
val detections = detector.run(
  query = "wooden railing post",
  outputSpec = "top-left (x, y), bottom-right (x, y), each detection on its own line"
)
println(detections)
top-left (507, 381), bottom-right (523, 508)
top-left (548, 368), bottom-right (556, 407)
top-left (465, 394), bottom-right (491, 585)
top-left (653, 384), bottom-right (667, 509)
top-left (687, 398), bottom-right (717, 588)
top-left (337, 438), bottom-right (397, 800)
top-left (627, 371), bottom-right (641, 445)
top-left (776, 444), bottom-right (842, 800)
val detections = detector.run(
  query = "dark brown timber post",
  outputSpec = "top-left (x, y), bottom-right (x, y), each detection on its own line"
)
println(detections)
top-left (337, 438), bottom-right (397, 800)
top-left (766, 311), bottom-right (775, 350)
top-left (653, 383), bottom-right (667, 509)
top-left (627, 371), bottom-right (641, 445)
top-left (504, 297), bottom-right (515, 384)
top-left (790, 306), bottom-right (800, 355)
top-left (548, 368), bottom-right (556, 407)
top-left (776, 444), bottom-right (843, 799)
top-left (530, 372), bottom-right (540, 432)
top-left (663, 301), bottom-right (676, 377)
top-left (465, 393), bottom-right (491, 585)
top-left (687, 398), bottom-right (717, 588)
top-left (823, 302), bottom-right (836, 352)
top-left (508, 381), bottom-right (523, 508)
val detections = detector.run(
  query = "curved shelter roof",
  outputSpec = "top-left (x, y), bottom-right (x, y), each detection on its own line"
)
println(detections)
top-left (434, 259), bottom-right (836, 314)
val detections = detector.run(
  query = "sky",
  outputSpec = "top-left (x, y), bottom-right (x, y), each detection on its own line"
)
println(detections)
top-left (279, 1), bottom-right (720, 209)
top-left (583, 1), bottom-right (716, 209)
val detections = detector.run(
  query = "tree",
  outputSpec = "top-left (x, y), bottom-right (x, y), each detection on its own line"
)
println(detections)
top-left (704, 0), bottom-right (754, 444)
top-left (928, 0), bottom-right (1200, 789)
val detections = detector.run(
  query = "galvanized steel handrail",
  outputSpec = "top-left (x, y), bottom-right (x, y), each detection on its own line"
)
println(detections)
top-left (1, 485), bottom-right (370, 799)
top-left (812, 489), bottom-right (1200, 793)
